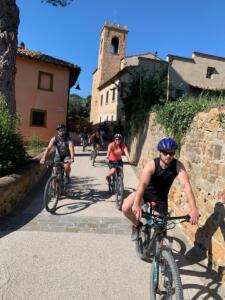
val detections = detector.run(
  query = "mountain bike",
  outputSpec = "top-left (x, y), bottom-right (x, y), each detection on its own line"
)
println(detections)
top-left (90, 146), bottom-right (98, 166)
top-left (43, 161), bottom-right (68, 213)
top-left (91, 144), bottom-right (102, 166)
top-left (108, 161), bottom-right (124, 210)
top-left (136, 202), bottom-right (190, 299)
top-left (81, 136), bottom-right (88, 152)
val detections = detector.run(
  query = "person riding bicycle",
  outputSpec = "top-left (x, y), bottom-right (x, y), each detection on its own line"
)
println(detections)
top-left (80, 126), bottom-right (89, 146)
top-left (89, 130), bottom-right (103, 158)
top-left (40, 124), bottom-right (74, 184)
top-left (122, 137), bottom-right (200, 241)
top-left (106, 134), bottom-right (132, 183)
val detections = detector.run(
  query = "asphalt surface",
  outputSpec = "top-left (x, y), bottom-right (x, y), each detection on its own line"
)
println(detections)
top-left (0, 146), bottom-right (224, 300)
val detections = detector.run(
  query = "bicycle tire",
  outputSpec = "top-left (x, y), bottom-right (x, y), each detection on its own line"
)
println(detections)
top-left (115, 174), bottom-right (124, 210)
top-left (135, 224), bottom-right (155, 262)
top-left (92, 149), bottom-right (97, 166)
top-left (150, 248), bottom-right (184, 300)
top-left (111, 176), bottom-right (116, 193)
top-left (43, 175), bottom-right (60, 213)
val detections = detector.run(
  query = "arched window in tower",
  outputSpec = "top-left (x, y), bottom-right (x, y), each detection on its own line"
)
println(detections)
top-left (111, 37), bottom-right (119, 55)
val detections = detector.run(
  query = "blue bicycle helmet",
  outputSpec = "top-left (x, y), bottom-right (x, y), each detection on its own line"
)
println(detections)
top-left (157, 138), bottom-right (177, 152)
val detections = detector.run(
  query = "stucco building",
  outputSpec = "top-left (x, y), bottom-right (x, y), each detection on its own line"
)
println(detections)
top-left (91, 22), bottom-right (225, 125)
top-left (16, 44), bottom-right (81, 142)
top-left (167, 52), bottom-right (225, 99)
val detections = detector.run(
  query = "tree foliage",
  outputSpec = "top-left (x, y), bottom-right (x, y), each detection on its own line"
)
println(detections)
top-left (68, 94), bottom-right (91, 122)
top-left (122, 68), bottom-right (167, 136)
top-left (41, 0), bottom-right (74, 6)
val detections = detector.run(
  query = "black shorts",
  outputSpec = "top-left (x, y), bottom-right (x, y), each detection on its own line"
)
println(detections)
top-left (93, 142), bottom-right (101, 149)
top-left (54, 155), bottom-right (71, 163)
top-left (108, 160), bottom-right (123, 169)
top-left (143, 190), bottom-right (168, 214)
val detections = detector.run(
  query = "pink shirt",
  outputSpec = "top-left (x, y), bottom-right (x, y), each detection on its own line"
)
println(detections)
top-left (108, 142), bottom-right (126, 161)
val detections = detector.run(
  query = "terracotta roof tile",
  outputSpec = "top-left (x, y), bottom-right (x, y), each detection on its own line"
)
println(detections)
top-left (17, 47), bottom-right (80, 71)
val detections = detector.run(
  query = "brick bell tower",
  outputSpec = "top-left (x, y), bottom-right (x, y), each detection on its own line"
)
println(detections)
top-left (90, 22), bottom-right (128, 124)
top-left (98, 21), bottom-right (128, 85)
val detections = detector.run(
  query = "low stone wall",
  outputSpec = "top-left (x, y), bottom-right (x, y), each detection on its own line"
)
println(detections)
top-left (0, 153), bottom-right (49, 216)
top-left (128, 107), bottom-right (225, 282)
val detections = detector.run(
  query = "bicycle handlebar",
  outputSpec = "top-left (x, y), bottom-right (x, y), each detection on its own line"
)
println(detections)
top-left (141, 211), bottom-right (190, 223)
top-left (45, 161), bottom-right (65, 167)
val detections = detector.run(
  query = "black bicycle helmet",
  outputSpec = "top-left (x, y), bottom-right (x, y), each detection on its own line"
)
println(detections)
top-left (56, 123), bottom-right (66, 130)
top-left (114, 133), bottom-right (122, 139)
top-left (157, 138), bottom-right (177, 152)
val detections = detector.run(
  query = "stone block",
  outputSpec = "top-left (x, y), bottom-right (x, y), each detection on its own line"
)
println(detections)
top-left (209, 163), bottom-right (219, 176)
top-left (211, 240), bottom-right (225, 262)
top-left (208, 176), bottom-right (217, 184)
top-left (213, 145), bottom-right (222, 160)
top-left (201, 166), bottom-right (209, 179)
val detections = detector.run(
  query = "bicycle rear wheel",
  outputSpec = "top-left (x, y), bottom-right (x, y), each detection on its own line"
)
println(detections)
top-left (136, 224), bottom-right (155, 262)
top-left (115, 175), bottom-right (124, 210)
top-left (43, 175), bottom-right (60, 213)
top-left (150, 249), bottom-right (183, 300)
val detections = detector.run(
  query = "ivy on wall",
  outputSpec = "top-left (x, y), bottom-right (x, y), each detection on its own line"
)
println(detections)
top-left (154, 96), bottom-right (225, 151)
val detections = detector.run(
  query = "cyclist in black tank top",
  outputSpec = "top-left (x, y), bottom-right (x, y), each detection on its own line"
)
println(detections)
top-left (122, 138), bottom-right (199, 241)
top-left (143, 157), bottom-right (177, 213)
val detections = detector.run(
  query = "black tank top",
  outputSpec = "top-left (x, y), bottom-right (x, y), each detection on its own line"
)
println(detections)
top-left (145, 157), bottom-right (178, 204)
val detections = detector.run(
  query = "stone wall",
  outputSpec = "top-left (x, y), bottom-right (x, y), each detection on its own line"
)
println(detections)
top-left (0, 153), bottom-right (50, 216)
top-left (128, 107), bottom-right (225, 281)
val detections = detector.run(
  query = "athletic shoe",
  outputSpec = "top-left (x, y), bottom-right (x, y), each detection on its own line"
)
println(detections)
top-left (131, 221), bottom-right (143, 241)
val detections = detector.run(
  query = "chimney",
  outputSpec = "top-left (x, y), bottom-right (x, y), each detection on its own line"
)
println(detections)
top-left (20, 42), bottom-right (25, 49)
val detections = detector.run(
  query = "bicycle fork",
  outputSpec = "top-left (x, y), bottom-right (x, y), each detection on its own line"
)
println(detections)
top-left (152, 237), bottom-right (174, 295)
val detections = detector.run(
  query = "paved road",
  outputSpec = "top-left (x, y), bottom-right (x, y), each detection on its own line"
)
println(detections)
top-left (0, 147), bottom-right (224, 300)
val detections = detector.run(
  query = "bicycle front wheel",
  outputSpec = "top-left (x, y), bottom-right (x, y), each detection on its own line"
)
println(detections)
top-left (136, 224), bottom-right (155, 262)
top-left (115, 175), bottom-right (124, 210)
top-left (43, 175), bottom-right (60, 213)
top-left (92, 150), bottom-right (97, 166)
top-left (150, 249), bottom-right (183, 300)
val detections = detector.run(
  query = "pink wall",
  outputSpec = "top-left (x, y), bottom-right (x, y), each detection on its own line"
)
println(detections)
top-left (15, 57), bottom-right (70, 143)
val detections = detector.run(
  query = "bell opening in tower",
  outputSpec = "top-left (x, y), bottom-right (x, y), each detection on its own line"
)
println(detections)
top-left (111, 37), bottom-right (119, 55)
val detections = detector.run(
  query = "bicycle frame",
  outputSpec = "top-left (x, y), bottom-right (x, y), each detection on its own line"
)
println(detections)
top-left (111, 162), bottom-right (123, 189)
top-left (47, 161), bottom-right (66, 192)
top-left (141, 206), bottom-right (189, 298)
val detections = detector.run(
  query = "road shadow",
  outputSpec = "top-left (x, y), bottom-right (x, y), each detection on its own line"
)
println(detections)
top-left (171, 203), bottom-right (225, 299)
top-left (140, 230), bottom-right (224, 298)
top-left (53, 180), bottom-right (111, 216)
top-left (0, 174), bottom-right (103, 235)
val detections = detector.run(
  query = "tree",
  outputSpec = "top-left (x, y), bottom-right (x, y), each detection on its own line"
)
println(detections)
top-left (0, 0), bottom-right (74, 116)
top-left (68, 94), bottom-right (91, 122)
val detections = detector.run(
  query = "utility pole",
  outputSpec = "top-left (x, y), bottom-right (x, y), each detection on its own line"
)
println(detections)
top-left (167, 58), bottom-right (173, 101)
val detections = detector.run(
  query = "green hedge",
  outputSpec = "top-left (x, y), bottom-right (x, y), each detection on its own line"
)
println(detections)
top-left (0, 97), bottom-right (28, 176)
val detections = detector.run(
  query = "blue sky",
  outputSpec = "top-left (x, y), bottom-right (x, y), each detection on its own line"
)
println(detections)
top-left (17, 0), bottom-right (225, 97)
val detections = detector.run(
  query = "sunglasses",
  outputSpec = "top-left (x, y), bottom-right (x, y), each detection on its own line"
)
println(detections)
top-left (161, 151), bottom-right (175, 157)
